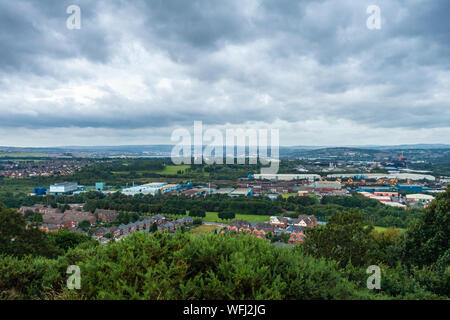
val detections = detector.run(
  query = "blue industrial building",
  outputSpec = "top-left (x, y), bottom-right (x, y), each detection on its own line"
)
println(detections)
top-left (33, 187), bottom-right (48, 196)
top-left (356, 186), bottom-right (395, 193)
top-left (394, 184), bottom-right (431, 193)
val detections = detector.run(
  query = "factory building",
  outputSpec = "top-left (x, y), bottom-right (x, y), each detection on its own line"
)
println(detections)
top-left (34, 187), bottom-right (48, 196)
top-left (382, 202), bottom-right (407, 210)
top-left (160, 184), bottom-right (182, 194)
top-left (49, 182), bottom-right (78, 195)
top-left (214, 188), bottom-right (235, 195)
top-left (395, 185), bottom-right (432, 193)
top-left (357, 186), bottom-right (395, 193)
top-left (308, 181), bottom-right (342, 191)
top-left (370, 196), bottom-right (392, 202)
top-left (406, 194), bottom-right (435, 203)
top-left (95, 182), bottom-right (105, 191)
top-left (253, 174), bottom-right (321, 181)
top-left (327, 173), bottom-right (435, 181)
top-left (121, 182), bottom-right (169, 196)
top-left (230, 188), bottom-right (253, 197)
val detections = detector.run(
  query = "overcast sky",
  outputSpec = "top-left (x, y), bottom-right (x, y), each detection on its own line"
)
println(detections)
top-left (0, 0), bottom-right (449, 147)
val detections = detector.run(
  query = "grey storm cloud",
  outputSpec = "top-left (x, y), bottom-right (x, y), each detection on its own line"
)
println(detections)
top-left (0, 0), bottom-right (449, 146)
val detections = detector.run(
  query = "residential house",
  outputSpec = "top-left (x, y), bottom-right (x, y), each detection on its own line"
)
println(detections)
top-left (269, 216), bottom-right (289, 228)
top-left (63, 210), bottom-right (97, 226)
top-left (95, 209), bottom-right (118, 223)
top-left (154, 214), bottom-right (166, 224)
top-left (292, 215), bottom-right (318, 228)
top-left (159, 221), bottom-right (175, 232)
top-left (18, 204), bottom-right (45, 214)
top-left (39, 223), bottom-right (62, 232)
top-left (178, 216), bottom-right (193, 225)
top-left (286, 225), bottom-right (306, 234)
top-left (288, 231), bottom-right (306, 244)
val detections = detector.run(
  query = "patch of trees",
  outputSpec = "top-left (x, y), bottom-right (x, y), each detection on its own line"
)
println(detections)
top-left (188, 206), bottom-right (206, 218)
top-left (218, 207), bottom-right (235, 221)
top-left (0, 203), bottom-right (93, 259)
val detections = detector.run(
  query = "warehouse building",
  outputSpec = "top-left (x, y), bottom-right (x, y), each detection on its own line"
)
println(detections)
top-left (230, 188), bottom-right (253, 197)
top-left (160, 184), bottom-right (182, 194)
top-left (382, 202), bottom-right (407, 210)
top-left (95, 182), bottom-right (105, 191)
top-left (327, 173), bottom-right (436, 181)
top-left (253, 174), bottom-right (321, 181)
top-left (49, 182), bottom-right (78, 195)
top-left (395, 184), bottom-right (432, 193)
top-left (214, 188), bottom-right (235, 195)
top-left (406, 194), bottom-right (435, 203)
top-left (121, 182), bottom-right (168, 196)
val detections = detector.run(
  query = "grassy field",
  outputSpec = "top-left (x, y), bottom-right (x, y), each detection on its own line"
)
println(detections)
top-left (156, 165), bottom-right (190, 175)
top-left (164, 211), bottom-right (271, 223)
top-left (189, 224), bottom-right (220, 235)
top-left (111, 164), bottom-right (212, 179)
top-left (1, 159), bottom-right (45, 162)
top-left (112, 165), bottom-right (191, 176)
top-left (0, 182), bottom-right (34, 195)
top-left (373, 226), bottom-right (405, 232)
top-left (281, 193), bottom-right (297, 198)
top-left (0, 152), bottom-right (48, 157)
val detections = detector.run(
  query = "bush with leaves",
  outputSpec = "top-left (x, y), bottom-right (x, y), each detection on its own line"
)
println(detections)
top-left (0, 203), bottom-right (60, 259)
top-left (303, 209), bottom-right (378, 267)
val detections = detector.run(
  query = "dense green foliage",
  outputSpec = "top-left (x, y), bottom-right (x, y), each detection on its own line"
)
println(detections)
top-left (0, 231), bottom-right (374, 300)
top-left (398, 189), bottom-right (449, 268)
top-left (0, 204), bottom-right (94, 259)
top-left (188, 206), bottom-right (206, 218)
top-left (303, 209), bottom-right (377, 267)
top-left (0, 203), bottom-right (60, 258)
top-left (218, 207), bottom-right (236, 221)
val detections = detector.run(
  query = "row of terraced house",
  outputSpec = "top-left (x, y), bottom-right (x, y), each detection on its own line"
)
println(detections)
top-left (93, 215), bottom-right (194, 240)
top-left (221, 214), bottom-right (318, 245)
top-left (18, 204), bottom-right (118, 233)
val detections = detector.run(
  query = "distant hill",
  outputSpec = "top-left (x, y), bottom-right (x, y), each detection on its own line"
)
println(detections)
top-left (0, 144), bottom-right (448, 158)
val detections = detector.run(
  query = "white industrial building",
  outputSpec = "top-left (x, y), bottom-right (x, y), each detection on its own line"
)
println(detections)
top-left (382, 202), bottom-right (407, 210)
top-left (406, 194), bottom-right (435, 203)
top-left (121, 182), bottom-right (168, 196)
top-left (253, 174), bottom-right (321, 181)
top-left (327, 173), bottom-right (436, 181)
top-left (49, 182), bottom-right (78, 194)
top-left (160, 184), bottom-right (181, 194)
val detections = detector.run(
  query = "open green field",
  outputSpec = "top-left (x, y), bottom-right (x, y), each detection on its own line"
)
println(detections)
top-left (281, 193), bottom-right (297, 198)
top-left (373, 226), bottom-right (405, 232)
top-left (164, 211), bottom-right (271, 223)
top-left (0, 182), bottom-right (34, 195)
top-left (0, 159), bottom-right (45, 162)
top-left (112, 165), bottom-right (192, 176)
top-left (0, 152), bottom-right (48, 157)
top-left (189, 224), bottom-right (220, 235)
top-left (156, 165), bottom-right (190, 175)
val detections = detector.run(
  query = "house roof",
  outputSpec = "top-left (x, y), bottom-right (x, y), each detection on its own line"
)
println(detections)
top-left (286, 225), bottom-right (306, 233)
